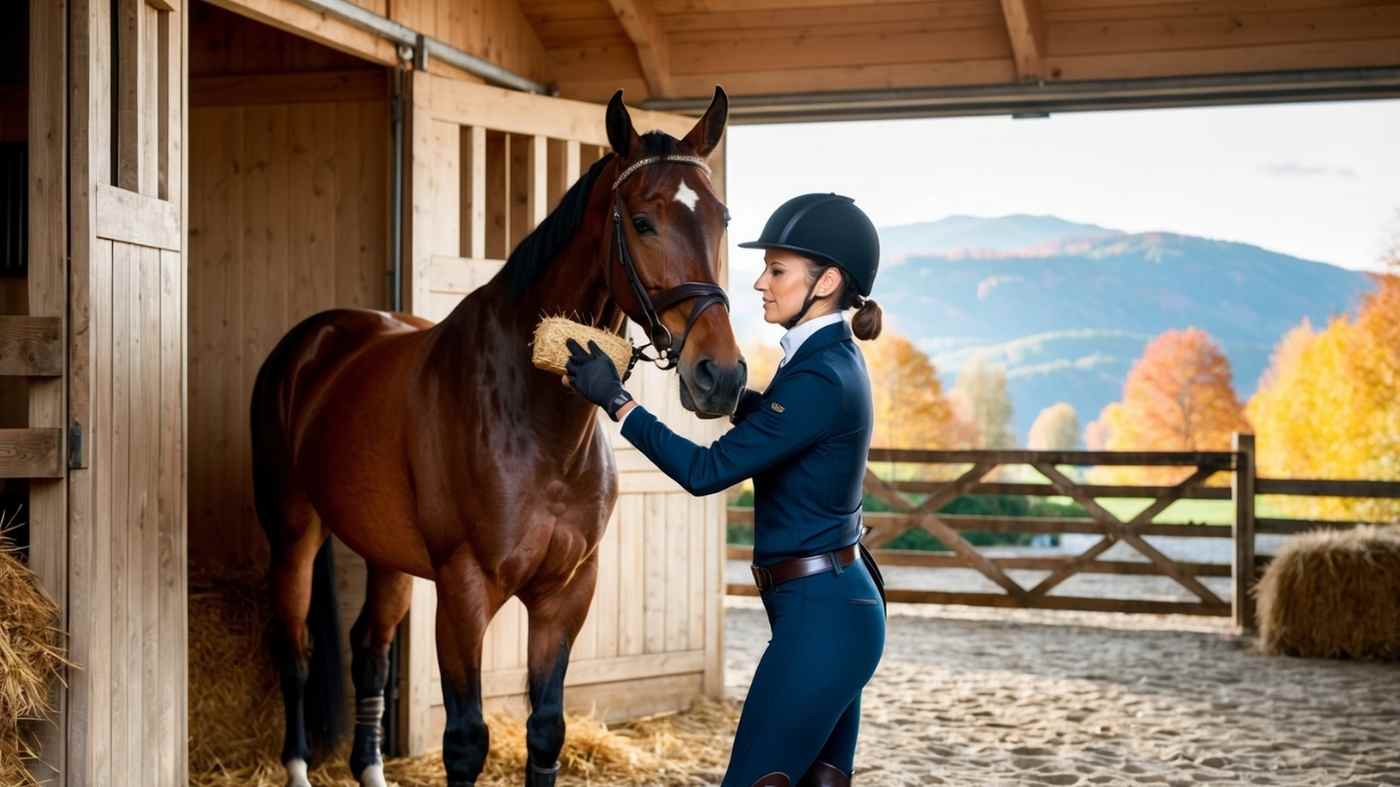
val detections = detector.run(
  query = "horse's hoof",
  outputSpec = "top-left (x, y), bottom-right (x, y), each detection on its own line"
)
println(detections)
top-left (284, 758), bottom-right (312, 787)
top-left (358, 762), bottom-right (388, 787)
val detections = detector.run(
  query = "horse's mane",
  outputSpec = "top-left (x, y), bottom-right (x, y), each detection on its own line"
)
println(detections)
top-left (502, 132), bottom-right (682, 301)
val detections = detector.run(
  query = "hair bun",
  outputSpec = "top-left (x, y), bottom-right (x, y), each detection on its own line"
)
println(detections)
top-left (852, 298), bottom-right (883, 340)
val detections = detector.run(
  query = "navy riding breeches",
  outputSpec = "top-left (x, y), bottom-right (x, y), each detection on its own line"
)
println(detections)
top-left (721, 555), bottom-right (886, 786)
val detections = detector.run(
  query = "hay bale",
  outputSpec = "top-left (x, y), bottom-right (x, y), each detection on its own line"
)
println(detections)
top-left (1255, 525), bottom-right (1400, 660)
top-left (531, 317), bottom-right (633, 379)
top-left (0, 515), bottom-right (69, 787)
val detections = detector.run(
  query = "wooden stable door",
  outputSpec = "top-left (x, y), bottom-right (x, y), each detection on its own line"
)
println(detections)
top-left (399, 72), bottom-right (729, 754)
top-left (59, 1), bottom-right (189, 786)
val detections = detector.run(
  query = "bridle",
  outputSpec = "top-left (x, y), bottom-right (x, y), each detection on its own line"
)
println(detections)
top-left (608, 154), bottom-right (730, 375)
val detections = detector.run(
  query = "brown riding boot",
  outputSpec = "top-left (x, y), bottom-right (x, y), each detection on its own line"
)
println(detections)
top-left (750, 772), bottom-right (791, 787)
top-left (797, 761), bottom-right (851, 787)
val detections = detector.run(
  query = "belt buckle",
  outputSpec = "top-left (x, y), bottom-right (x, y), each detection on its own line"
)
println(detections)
top-left (751, 564), bottom-right (773, 592)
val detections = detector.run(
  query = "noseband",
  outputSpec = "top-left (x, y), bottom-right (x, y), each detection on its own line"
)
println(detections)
top-left (609, 154), bottom-right (730, 374)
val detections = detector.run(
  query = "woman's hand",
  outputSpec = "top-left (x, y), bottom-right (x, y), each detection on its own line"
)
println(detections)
top-left (564, 339), bottom-right (634, 421)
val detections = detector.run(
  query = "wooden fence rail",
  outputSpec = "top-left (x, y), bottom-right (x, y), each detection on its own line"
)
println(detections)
top-left (725, 433), bottom-right (1400, 631)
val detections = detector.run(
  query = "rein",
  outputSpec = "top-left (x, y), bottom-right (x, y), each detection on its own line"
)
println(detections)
top-left (608, 154), bottom-right (730, 376)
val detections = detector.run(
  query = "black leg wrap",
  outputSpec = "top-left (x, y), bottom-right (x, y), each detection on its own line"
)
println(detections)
top-left (276, 636), bottom-right (311, 765)
top-left (348, 693), bottom-right (386, 776)
top-left (443, 679), bottom-right (490, 785)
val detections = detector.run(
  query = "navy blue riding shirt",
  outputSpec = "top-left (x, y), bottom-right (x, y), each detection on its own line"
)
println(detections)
top-left (619, 319), bottom-right (873, 565)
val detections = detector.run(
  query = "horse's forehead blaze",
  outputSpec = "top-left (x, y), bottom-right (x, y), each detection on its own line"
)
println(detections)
top-left (673, 179), bottom-right (700, 211)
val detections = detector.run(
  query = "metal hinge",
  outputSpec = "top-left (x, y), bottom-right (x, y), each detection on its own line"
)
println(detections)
top-left (67, 421), bottom-right (84, 470)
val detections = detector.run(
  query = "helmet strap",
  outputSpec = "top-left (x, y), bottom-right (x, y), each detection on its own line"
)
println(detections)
top-left (782, 268), bottom-right (830, 330)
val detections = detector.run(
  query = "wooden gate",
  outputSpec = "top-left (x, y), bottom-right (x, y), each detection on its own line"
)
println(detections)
top-left (399, 72), bottom-right (729, 754)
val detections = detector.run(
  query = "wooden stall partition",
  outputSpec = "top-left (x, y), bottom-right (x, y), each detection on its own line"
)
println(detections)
top-left (400, 71), bottom-right (729, 754)
top-left (61, 1), bottom-right (189, 785)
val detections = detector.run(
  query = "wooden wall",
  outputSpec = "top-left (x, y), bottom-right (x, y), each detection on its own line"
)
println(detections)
top-left (204, 0), bottom-right (550, 85)
top-left (186, 5), bottom-right (390, 573)
top-left (402, 71), bottom-right (729, 754)
top-left (0, 2), bottom-right (28, 430)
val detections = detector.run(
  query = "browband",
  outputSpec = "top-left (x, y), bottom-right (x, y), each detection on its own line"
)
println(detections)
top-left (611, 154), bottom-right (711, 191)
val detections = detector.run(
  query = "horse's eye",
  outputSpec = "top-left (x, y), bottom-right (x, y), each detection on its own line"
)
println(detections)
top-left (632, 215), bottom-right (656, 235)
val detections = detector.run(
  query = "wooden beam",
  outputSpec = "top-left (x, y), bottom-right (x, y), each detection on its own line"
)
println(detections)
top-left (0, 316), bottom-right (64, 376)
top-left (725, 584), bottom-right (1230, 617)
top-left (606, 0), bottom-right (674, 98)
top-left (999, 0), bottom-right (1046, 81)
top-left (0, 428), bottom-right (64, 479)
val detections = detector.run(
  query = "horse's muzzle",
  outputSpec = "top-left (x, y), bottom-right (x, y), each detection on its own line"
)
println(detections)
top-left (680, 357), bottom-right (747, 419)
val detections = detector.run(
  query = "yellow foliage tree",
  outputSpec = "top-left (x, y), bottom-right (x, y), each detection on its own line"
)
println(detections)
top-left (1247, 274), bottom-right (1400, 521)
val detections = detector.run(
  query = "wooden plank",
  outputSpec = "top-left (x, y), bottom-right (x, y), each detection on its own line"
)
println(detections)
top-left (482, 650), bottom-right (705, 697)
top-left (1256, 477), bottom-right (1400, 500)
top-left (702, 492), bottom-right (724, 698)
top-left (665, 494), bottom-right (689, 651)
top-left (618, 494), bottom-right (645, 656)
top-left (687, 487), bottom-right (704, 651)
top-left (529, 134), bottom-right (548, 225)
top-left (0, 316), bottom-right (63, 376)
top-left (190, 68), bottom-right (387, 107)
top-left (727, 545), bottom-right (1233, 577)
top-left (606, 0), bottom-right (675, 97)
top-left (1256, 517), bottom-right (1393, 535)
top-left (868, 447), bottom-right (1235, 467)
top-left (643, 493), bottom-right (667, 653)
top-left (546, 138), bottom-right (581, 212)
top-left (157, 248), bottom-right (183, 787)
top-left (0, 428), bottom-right (63, 478)
top-left (109, 241), bottom-right (133, 787)
top-left (507, 133), bottom-right (531, 250)
top-left (461, 125), bottom-right (488, 260)
top-left (726, 584), bottom-right (1231, 617)
top-left (728, 507), bottom-right (1236, 539)
top-left (140, 244), bottom-right (163, 785)
top-left (200, 0), bottom-right (399, 68)
top-left (413, 71), bottom-right (692, 143)
top-left (1232, 433), bottom-right (1256, 633)
top-left (95, 184), bottom-right (182, 250)
top-left (890, 479), bottom-right (1231, 500)
top-left (90, 240), bottom-right (114, 787)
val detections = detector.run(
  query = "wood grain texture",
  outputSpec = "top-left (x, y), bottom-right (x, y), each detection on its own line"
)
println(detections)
top-left (0, 316), bottom-right (63, 376)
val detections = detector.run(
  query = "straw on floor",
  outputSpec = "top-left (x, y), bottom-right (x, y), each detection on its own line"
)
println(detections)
top-left (531, 316), bottom-right (634, 379)
top-left (0, 514), bottom-right (69, 787)
top-left (1255, 524), bottom-right (1400, 660)
top-left (189, 572), bottom-right (741, 786)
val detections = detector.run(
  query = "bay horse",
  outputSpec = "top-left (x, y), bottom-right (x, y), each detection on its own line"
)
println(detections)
top-left (250, 89), bottom-right (744, 787)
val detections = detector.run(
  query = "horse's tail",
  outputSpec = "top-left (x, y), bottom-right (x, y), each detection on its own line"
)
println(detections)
top-left (304, 539), bottom-right (345, 761)
top-left (250, 315), bottom-right (347, 763)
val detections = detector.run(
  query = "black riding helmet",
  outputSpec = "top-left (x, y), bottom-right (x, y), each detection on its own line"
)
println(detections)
top-left (739, 193), bottom-right (880, 297)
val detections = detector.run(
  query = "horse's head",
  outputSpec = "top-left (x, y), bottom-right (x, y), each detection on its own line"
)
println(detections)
top-left (603, 88), bottom-right (746, 419)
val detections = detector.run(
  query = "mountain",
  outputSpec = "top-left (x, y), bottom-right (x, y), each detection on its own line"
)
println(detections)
top-left (872, 216), bottom-right (1375, 443)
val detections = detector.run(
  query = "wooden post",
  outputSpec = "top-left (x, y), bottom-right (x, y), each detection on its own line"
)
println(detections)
top-left (1232, 433), bottom-right (1257, 633)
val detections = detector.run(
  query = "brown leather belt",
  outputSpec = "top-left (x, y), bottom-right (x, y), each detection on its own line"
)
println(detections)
top-left (751, 544), bottom-right (859, 592)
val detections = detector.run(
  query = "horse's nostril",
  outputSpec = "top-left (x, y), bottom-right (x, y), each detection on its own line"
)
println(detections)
top-left (693, 358), bottom-right (719, 394)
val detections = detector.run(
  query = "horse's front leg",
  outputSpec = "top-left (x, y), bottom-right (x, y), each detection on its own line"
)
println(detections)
top-left (437, 555), bottom-right (506, 787)
top-left (348, 566), bottom-right (413, 787)
top-left (521, 555), bottom-right (600, 787)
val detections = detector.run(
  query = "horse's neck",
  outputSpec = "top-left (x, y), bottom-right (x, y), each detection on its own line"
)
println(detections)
top-left (434, 214), bottom-right (627, 468)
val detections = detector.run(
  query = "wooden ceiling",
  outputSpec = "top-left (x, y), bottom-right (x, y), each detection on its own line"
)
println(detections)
top-left (514, 0), bottom-right (1400, 118)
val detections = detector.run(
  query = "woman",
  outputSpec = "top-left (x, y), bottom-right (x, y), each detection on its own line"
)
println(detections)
top-left (566, 193), bottom-right (887, 787)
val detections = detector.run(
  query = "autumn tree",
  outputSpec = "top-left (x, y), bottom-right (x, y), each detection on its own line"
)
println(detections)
top-left (1029, 402), bottom-right (1080, 451)
top-left (1247, 274), bottom-right (1400, 521)
top-left (949, 354), bottom-right (1016, 449)
top-left (1093, 328), bottom-right (1250, 483)
top-left (741, 331), bottom-right (959, 452)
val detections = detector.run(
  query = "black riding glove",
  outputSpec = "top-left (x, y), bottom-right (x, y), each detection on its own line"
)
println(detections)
top-left (565, 339), bottom-right (634, 422)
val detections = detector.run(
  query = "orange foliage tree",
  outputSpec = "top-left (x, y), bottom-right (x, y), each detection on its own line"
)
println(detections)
top-left (740, 329), bottom-right (959, 452)
top-left (1247, 273), bottom-right (1400, 521)
top-left (1090, 327), bottom-right (1250, 483)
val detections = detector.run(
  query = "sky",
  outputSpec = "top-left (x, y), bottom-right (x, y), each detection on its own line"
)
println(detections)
top-left (721, 98), bottom-right (1400, 344)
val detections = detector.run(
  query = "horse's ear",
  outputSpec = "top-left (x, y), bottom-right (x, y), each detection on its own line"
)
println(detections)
top-left (606, 90), bottom-right (642, 158)
top-left (682, 86), bottom-right (728, 159)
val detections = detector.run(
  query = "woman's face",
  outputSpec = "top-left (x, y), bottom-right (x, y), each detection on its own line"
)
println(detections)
top-left (753, 249), bottom-right (840, 325)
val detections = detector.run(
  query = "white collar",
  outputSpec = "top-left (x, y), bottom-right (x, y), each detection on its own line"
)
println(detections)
top-left (779, 312), bottom-right (844, 366)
